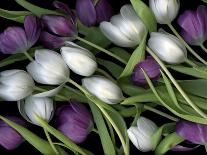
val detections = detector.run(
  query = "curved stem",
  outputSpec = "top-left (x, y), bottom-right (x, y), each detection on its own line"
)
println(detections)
top-left (53, 143), bottom-right (78, 155)
top-left (167, 23), bottom-right (207, 65)
top-left (96, 68), bottom-right (116, 83)
top-left (146, 47), bottom-right (207, 118)
top-left (91, 128), bottom-right (99, 134)
top-left (144, 105), bottom-right (178, 122)
top-left (23, 51), bottom-right (34, 61)
top-left (185, 58), bottom-right (197, 67)
top-left (200, 44), bottom-right (207, 54)
top-left (75, 36), bottom-right (127, 64)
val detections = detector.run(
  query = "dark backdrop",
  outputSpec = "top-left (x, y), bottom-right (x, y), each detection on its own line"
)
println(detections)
top-left (0, 0), bottom-right (206, 155)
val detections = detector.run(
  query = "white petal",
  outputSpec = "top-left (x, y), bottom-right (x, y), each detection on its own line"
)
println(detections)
top-left (127, 127), bottom-right (140, 149)
top-left (100, 21), bottom-right (137, 47)
top-left (0, 69), bottom-right (21, 77)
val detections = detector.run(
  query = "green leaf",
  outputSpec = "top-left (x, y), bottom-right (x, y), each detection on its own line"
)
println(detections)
top-left (119, 34), bottom-right (147, 78)
top-left (88, 102), bottom-right (116, 155)
top-left (15, 0), bottom-right (63, 17)
top-left (0, 116), bottom-right (68, 155)
top-left (151, 123), bottom-right (175, 150)
top-left (155, 133), bottom-right (184, 155)
top-left (109, 47), bottom-right (130, 62)
top-left (0, 9), bottom-right (31, 23)
top-left (202, 0), bottom-right (207, 3)
top-left (35, 115), bottom-right (89, 155)
top-left (130, 0), bottom-right (157, 32)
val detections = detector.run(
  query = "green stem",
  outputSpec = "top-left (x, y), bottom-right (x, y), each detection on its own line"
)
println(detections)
top-left (146, 47), bottom-right (207, 118)
top-left (105, 118), bottom-right (116, 148)
top-left (23, 51), bottom-right (34, 61)
top-left (144, 105), bottom-right (178, 122)
top-left (53, 143), bottom-right (79, 155)
top-left (96, 68), bottom-right (116, 83)
top-left (167, 23), bottom-right (207, 65)
top-left (91, 128), bottom-right (99, 134)
top-left (43, 128), bottom-right (59, 155)
top-left (185, 58), bottom-right (197, 67)
top-left (200, 44), bottom-right (207, 54)
top-left (75, 36), bottom-right (127, 64)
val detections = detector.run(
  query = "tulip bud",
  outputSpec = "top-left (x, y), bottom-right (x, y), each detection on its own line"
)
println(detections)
top-left (149, 0), bottom-right (180, 24)
top-left (61, 42), bottom-right (97, 76)
top-left (0, 15), bottom-right (41, 54)
top-left (131, 56), bottom-right (160, 86)
top-left (177, 5), bottom-right (207, 46)
top-left (27, 49), bottom-right (69, 85)
top-left (76, 0), bottom-right (113, 27)
top-left (0, 70), bottom-right (34, 101)
top-left (56, 100), bottom-right (93, 143)
top-left (18, 96), bottom-right (54, 126)
top-left (82, 76), bottom-right (123, 104)
top-left (176, 120), bottom-right (207, 145)
top-left (100, 4), bottom-right (146, 47)
top-left (148, 32), bottom-right (187, 64)
top-left (0, 116), bottom-right (26, 150)
top-left (127, 117), bottom-right (158, 152)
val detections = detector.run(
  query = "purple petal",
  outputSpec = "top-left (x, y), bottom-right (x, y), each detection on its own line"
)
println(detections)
top-left (41, 15), bottom-right (76, 37)
top-left (95, 0), bottom-right (113, 24)
top-left (0, 27), bottom-right (27, 54)
top-left (76, 0), bottom-right (96, 27)
top-left (172, 144), bottom-right (199, 152)
top-left (176, 120), bottom-right (207, 144)
top-left (39, 31), bottom-right (65, 49)
top-left (24, 15), bottom-right (41, 47)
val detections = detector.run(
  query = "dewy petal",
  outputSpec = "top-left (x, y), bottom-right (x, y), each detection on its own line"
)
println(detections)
top-left (0, 27), bottom-right (27, 54)
top-left (100, 21), bottom-right (137, 47)
top-left (76, 0), bottom-right (96, 27)
top-left (24, 15), bottom-right (41, 47)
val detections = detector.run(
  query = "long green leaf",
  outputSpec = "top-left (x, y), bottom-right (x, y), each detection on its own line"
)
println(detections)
top-left (109, 47), bottom-right (130, 62)
top-left (130, 0), bottom-right (157, 32)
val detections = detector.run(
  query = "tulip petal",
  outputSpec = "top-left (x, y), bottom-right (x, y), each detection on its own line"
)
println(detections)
top-left (172, 144), bottom-right (199, 152)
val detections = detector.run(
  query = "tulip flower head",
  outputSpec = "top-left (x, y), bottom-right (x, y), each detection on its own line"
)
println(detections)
top-left (177, 5), bottom-right (207, 46)
top-left (131, 56), bottom-right (160, 86)
top-left (149, 0), bottom-right (180, 24)
top-left (0, 15), bottom-right (41, 54)
top-left (61, 42), bottom-right (97, 76)
top-left (127, 116), bottom-right (158, 152)
top-left (56, 100), bottom-right (93, 143)
top-left (76, 0), bottom-right (113, 27)
top-left (82, 76), bottom-right (124, 104)
top-left (100, 4), bottom-right (146, 47)
top-left (0, 116), bottom-right (26, 150)
top-left (0, 70), bottom-right (35, 101)
top-left (148, 32), bottom-right (187, 64)
top-left (18, 96), bottom-right (54, 126)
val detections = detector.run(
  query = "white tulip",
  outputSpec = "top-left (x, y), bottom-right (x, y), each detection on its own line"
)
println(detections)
top-left (0, 70), bottom-right (34, 101)
top-left (100, 4), bottom-right (146, 47)
top-left (61, 42), bottom-right (97, 76)
top-left (148, 32), bottom-right (187, 64)
top-left (27, 49), bottom-right (69, 85)
top-left (149, 0), bottom-right (180, 24)
top-left (82, 76), bottom-right (123, 104)
top-left (127, 117), bottom-right (158, 152)
top-left (18, 96), bottom-right (54, 125)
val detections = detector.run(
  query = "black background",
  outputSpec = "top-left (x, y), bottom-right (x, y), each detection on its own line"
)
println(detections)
top-left (0, 0), bottom-right (206, 155)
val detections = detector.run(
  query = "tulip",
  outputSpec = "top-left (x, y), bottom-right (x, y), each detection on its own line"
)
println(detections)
top-left (0, 116), bottom-right (26, 150)
top-left (149, 0), bottom-right (180, 24)
top-left (0, 15), bottom-right (41, 54)
top-left (176, 120), bottom-right (207, 145)
top-left (127, 116), bottom-right (158, 152)
top-left (27, 49), bottom-right (69, 85)
top-left (82, 76), bottom-right (124, 104)
top-left (100, 4), bottom-right (146, 47)
top-left (76, 0), bottom-right (113, 27)
top-left (0, 70), bottom-right (34, 101)
top-left (172, 143), bottom-right (199, 152)
top-left (177, 5), bottom-right (207, 46)
top-left (148, 32), bottom-right (187, 64)
top-left (18, 96), bottom-right (54, 126)
top-left (61, 42), bottom-right (97, 76)
top-left (56, 100), bottom-right (93, 143)
top-left (131, 56), bottom-right (160, 86)
top-left (40, 1), bottom-right (77, 49)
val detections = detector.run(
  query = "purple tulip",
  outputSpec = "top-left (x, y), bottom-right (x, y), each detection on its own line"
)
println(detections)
top-left (177, 5), bottom-right (207, 46)
top-left (40, 1), bottom-right (77, 49)
top-left (176, 120), bottom-right (207, 144)
top-left (76, 0), bottom-right (113, 27)
top-left (0, 116), bottom-right (26, 150)
top-left (131, 56), bottom-right (160, 86)
top-left (0, 15), bottom-right (41, 54)
top-left (56, 100), bottom-right (93, 144)
top-left (172, 144), bottom-right (199, 152)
